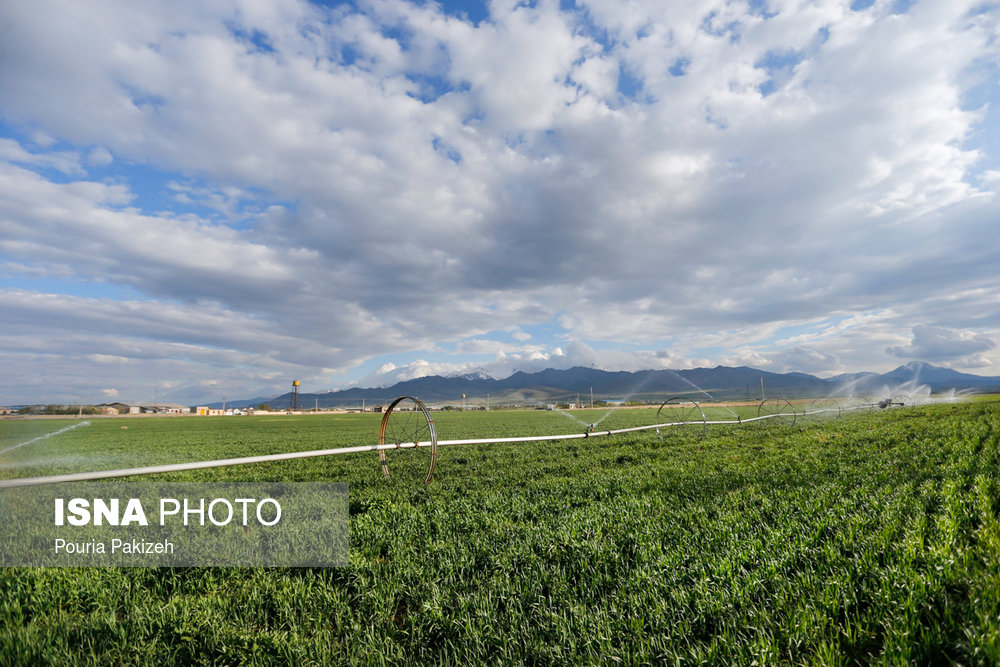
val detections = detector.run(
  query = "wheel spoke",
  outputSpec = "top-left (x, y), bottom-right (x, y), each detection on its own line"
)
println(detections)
top-left (757, 398), bottom-right (797, 426)
top-left (378, 396), bottom-right (438, 483)
top-left (655, 397), bottom-right (706, 441)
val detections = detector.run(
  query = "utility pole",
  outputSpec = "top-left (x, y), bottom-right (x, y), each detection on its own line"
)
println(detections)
top-left (590, 387), bottom-right (594, 409)
top-left (760, 378), bottom-right (765, 401)
top-left (362, 398), bottom-right (366, 413)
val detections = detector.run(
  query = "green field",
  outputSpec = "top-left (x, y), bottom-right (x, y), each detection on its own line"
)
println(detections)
top-left (1, 400), bottom-right (999, 664)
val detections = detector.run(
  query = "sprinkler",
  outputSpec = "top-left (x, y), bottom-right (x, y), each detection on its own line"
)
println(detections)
top-left (0, 394), bottom-right (906, 488)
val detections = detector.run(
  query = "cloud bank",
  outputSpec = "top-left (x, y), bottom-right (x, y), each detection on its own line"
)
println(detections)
top-left (0, 0), bottom-right (998, 402)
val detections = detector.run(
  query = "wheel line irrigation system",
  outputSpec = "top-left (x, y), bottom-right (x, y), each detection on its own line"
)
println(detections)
top-left (0, 395), bottom-right (909, 489)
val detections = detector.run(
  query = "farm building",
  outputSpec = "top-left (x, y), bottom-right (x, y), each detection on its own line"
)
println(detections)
top-left (96, 402), bottom-right (132, 414)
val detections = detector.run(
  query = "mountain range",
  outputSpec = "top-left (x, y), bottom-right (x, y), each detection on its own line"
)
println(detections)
top-left (214, 361), bottom-right (1000, 409)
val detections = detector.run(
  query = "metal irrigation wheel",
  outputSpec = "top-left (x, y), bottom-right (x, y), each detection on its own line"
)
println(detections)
top-left (856, 395), bottom-right (874, 412)
top-left (655, 397), bottom-right (706, 441)
top-left (757, 398), bottom-right (797, 426)
top-left (378, 396), bottom-right (438, 484)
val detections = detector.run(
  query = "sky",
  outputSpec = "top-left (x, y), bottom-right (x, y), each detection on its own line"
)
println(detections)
top-left (0, 0), bottom-right (999, 405)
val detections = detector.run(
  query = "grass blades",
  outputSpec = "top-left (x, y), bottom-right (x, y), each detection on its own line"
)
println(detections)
top-left (1, 400), bottom-right (998, 664)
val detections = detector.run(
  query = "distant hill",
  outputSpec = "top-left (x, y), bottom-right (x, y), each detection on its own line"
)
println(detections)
top-left (211, 362), bottom-right (1000, 410)
top-left (826, 361), bottom-right (1000, 395)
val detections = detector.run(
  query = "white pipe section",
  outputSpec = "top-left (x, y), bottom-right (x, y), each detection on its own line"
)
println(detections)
top-left (0, 403), bottom-right (879, 488)
top-left (0, 442), bottom-right (407, 488)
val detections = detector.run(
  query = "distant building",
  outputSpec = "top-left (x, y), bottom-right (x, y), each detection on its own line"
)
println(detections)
top-left (97, 402), bottom-right (131, 414)
top-left (0, 406), bottom-right (11, 416)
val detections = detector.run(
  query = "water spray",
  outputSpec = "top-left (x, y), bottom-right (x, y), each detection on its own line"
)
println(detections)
top-left (0, 421), bottom-right (91, 456)
top-left (0, 393), bottom-right (920, 489)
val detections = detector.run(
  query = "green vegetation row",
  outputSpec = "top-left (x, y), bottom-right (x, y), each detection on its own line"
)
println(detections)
top-left (1, 400), bottom-right (999, 664)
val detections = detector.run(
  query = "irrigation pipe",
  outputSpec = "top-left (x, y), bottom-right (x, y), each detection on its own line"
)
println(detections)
top-left (0, 402), bottom-right (880, 489)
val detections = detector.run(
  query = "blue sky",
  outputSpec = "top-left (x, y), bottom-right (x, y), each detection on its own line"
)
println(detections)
top-left (0, 0), bottom-right (998, 405)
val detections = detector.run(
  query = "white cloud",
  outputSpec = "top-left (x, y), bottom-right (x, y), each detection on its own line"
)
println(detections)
top-left (0, 139), bottom-right (84, 176)
top-left (88, 354), bottom-right (133, 364)
top-left (0, 0), bottom-right (998, 403)
top-left (887, 325), bottom-right (997, 367)
top-left (354, 339), bottom-right (713, 389)
top-left (85, 147), bottom-right (114, 168)
top-left (355, 359), bottom-right (472, 387)
top-left (507, 326), bottom-right (532, 342)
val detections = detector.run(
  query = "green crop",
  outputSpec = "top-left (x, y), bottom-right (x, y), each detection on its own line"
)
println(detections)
top-left (1, 400), bottom-right (998, 664)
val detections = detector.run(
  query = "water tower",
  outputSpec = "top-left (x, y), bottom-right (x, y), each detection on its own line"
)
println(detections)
top-left (291, 380), bottom-right (300, 411)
